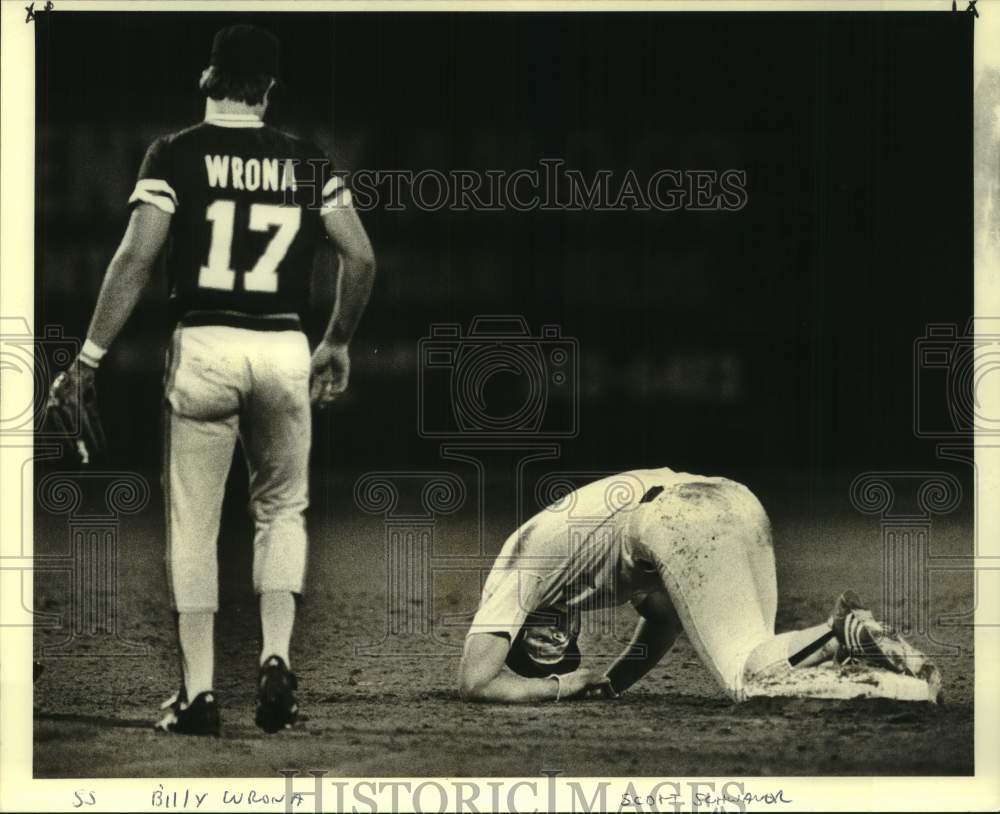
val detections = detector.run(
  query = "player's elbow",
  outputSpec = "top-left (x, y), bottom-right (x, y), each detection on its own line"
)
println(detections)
top-left (458, 632), bottom-right (510, 702)
top-left (353, 245), bottom-right (376, 277)
top-left (457, 678), bottom-right (478, 702)
top-left (459, 680), bottom-right (490, 703)
top-left (114, 246), bottom-right (151, 269)
top-left (457, 660), bottom-right (490, 702)
top-left (341, 233), bottom-right (375, 273)
top-left (457, 669), bottom-right (480, 702)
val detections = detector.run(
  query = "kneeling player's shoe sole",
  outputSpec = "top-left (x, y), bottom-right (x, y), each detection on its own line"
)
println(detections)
top-left (829, 590), bottom-right (936, 682)
top-left (255, 656), bottom-right (299, 733)
top-left (154, 689), bottom-right (220, 736)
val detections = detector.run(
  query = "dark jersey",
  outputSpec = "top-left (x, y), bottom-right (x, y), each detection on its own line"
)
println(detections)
top-left (129, 115), bottom-right (345, 324)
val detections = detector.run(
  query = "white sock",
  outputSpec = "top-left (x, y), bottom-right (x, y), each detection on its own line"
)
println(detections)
top-left (260, 591), bottom-right (295, 668)
top-left (744, 622), bottom-right (837, 681)
top-left (178, 611), bottom-right (214, 700)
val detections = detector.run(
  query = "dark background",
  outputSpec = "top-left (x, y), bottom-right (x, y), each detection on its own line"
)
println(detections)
top-left (35, 11), bottom-right (973, 511)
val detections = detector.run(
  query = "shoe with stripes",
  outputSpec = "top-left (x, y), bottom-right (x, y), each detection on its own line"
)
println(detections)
top-left (255, 656), bottom-right (299, 733)
top-left (829, 591), bottom-right (934, 679)
top-left (154, 688), bottom-right (220, 736)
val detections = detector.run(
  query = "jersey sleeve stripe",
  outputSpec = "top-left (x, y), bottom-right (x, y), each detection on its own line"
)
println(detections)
top-left (133, 178), bottom-right (179, 205)
top-left (321, 175), bottom-right (344, 199)
top-left (320, 186), bottom-right (353, 215)
top-left (128, 187), bottom-right (177, 214)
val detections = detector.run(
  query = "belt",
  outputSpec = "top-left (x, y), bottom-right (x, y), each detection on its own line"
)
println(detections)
top-left (177, 310), bottom-right (302, 332)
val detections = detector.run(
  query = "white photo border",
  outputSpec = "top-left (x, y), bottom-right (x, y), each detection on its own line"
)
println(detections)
top-left (2, 1), bottom-right (997, 811)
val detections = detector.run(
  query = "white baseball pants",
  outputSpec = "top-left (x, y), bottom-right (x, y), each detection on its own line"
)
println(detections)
top-left (631, 478), bottom-right (777, 700)
top-left (162, 324), bottom-right (311, 612)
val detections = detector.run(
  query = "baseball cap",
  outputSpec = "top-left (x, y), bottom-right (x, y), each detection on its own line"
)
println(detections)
top-left (209, 24), bottom-right (281, 78)
top-left (505, 606), bottom-right (582, 678)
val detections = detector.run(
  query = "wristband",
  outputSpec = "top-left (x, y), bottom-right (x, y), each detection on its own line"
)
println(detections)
top-left (79, 339), bottom-right (107, 369)
top-left (549, 673), bottom-right (563, 702)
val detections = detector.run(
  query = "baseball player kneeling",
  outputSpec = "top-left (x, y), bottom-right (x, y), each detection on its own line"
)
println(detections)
top-left (458, 468), bottom-right (941, 704)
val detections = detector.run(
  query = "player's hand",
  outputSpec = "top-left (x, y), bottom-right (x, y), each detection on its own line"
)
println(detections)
top-left (310, 340), bottom-right (350, 408)
top-left (581, 675), bottom-right (620, 700)
top-left (557, 669), bottom-right (615, 700)
top-left (44, 358), bottom-right (106, 465)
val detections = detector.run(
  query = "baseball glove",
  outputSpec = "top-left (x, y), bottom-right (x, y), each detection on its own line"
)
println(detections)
top-left (44, 360), bottom-right (106, 465)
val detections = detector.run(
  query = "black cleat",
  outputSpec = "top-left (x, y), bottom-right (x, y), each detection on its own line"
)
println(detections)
top-left (155, 689), bottom-right (220, 736)
top-left (255, 656), bottom-right (299, 733)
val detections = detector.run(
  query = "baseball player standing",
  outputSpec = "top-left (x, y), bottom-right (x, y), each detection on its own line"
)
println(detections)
top-left (49, 24), bottom-right (375, 735)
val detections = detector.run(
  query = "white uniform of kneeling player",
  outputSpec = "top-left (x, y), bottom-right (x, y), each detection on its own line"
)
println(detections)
top-left (458, 468), bottom-right (940, 704)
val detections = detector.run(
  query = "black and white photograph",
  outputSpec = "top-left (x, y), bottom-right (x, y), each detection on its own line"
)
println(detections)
top-left (1, 0), bottom-right (999, 810)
